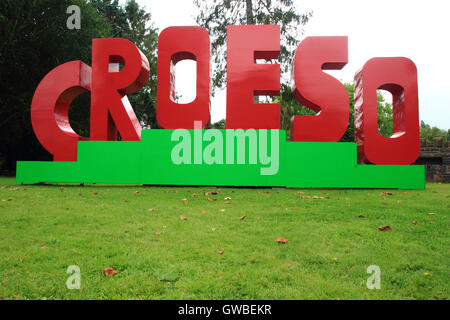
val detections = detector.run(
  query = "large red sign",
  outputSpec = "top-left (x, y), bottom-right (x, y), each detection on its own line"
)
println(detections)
top-left (30, 25), bottom-right (420, 165)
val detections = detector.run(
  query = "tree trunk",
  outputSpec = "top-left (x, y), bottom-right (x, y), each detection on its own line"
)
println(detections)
top-left (245, 0), bottom-right (254, 24)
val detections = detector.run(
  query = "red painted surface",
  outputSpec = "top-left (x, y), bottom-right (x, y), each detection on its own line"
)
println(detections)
top-left (90, 38), bottom-right (149, 141)
top-left (354, 57), bottom-right (420, 164)
top-left (156, 27), bottom-right (211, 128)
top-left (29, 28), bottom-right (421, 166)
top-left (290, 36), bottom-right (349, 142)
top-left (226, 25), bottom-right (281, 129)
top-left (31, 61), bottom-right (91, 161)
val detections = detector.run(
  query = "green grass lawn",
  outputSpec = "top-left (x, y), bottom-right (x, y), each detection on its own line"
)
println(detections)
top-left (0, 176), bottom-right (448, 300)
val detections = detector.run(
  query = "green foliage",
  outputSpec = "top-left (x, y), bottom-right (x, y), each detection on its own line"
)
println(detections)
top-left (90, 0), bottom-right (159, 129)
top-left (0, 0), bottom-right (110, 171)
top-left (194, 0), bottom-right (312, 92)
top-left (209, 119), bottom-right (226, 129)
top-left (0, 177), bottom-right (448, 299)
top-left (276, 83), bottom-right (395, 141)
top-left (0, 0), bottom-right (158, 171)
top-left (420, 121), bottom-right (449, 142)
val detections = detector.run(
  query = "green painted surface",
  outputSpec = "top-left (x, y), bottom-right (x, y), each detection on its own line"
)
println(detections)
top-left (16, 129), bottom-right (425, 189)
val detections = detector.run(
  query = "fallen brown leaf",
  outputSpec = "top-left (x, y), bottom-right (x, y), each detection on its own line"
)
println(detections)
top-left (239, 215), bottom-right (247, 221)
top-left (102, 267), bottom-right (117, 277)
top-left (207, 198), bottom-right (217, 201)
top-left (201, 210), bottom-right (207, 214)
top-left (134, 191), bottom-right (139, 195)
top-left (276, 237), bottom-right (288, 243)
top-left (92, 191), bottom-right (98, 195)
top-left (19, 257), bottom-right (24, 262)
top-left (40, 244), bottom-right (47, 249)
top-left (218, 249), bottom-right (224, 255)
top-left (378, 225), bottom-right (392, 231)
top-left (180, 215), bottom-right (187, 220)
top-left (225, 201), bottom-right (231, 204)
top-left (411, 220), bottom-right (419, 225)
top-left (183, 201), bottom-right (189, 205)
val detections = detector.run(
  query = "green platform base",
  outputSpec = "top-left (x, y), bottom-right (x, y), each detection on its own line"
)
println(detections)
top-left (16, 129), bottom-right (425, 189)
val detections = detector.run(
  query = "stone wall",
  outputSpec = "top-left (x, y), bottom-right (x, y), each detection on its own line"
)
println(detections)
top-left (414, 137), bottom-right (449, 182)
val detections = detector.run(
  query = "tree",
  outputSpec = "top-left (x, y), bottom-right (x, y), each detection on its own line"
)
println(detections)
top-left (420, 121), bottom-right (449, 142)
top-left (275, 83), bottom-right (394, 141)
top-left (90, 0), bottom-right (159, 129)
top-left (194, 0), bottom-right (312, 93)
top-left (0, 0), bottom-right (110, 172)
top-left (0, 0), bottom-right (159, 172)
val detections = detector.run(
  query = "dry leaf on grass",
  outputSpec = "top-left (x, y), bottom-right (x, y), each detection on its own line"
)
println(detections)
top-left (218, 249), bottom-right (224, 255)
top-left (378, 225), bottom-right (392, 231)
top-left (411, 220), bottom-right (419, 225)
top-left (358, 215), bottom-right (367, 218)
top-left (379, 192), bottom-right (393, 196)
top-left (40, 244), bottom-right (47, 249)
top-left (102, 267), bottom-right (117, 277)
top-left (207, 198), bottom-right (217, 202)
top-left (225, 201), bottom-right (231, 204)
top-left (201, 210), bottom-right (207, 214)
top-left (180, 215), bottom-right (187, 220)
top-left (239, 215), bottom-right (247, 221)
top-left (220, 209), bottom-right (226, 212)
top-left (92, 191), bottom-right (98, 195)
top-left (276, 237), bottom-right (288, 243)
top-left (224, 197), bottom-right (231, 201)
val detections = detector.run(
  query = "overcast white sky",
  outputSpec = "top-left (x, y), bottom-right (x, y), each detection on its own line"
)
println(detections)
top-left (128, 0), bottom-right (450, 129)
